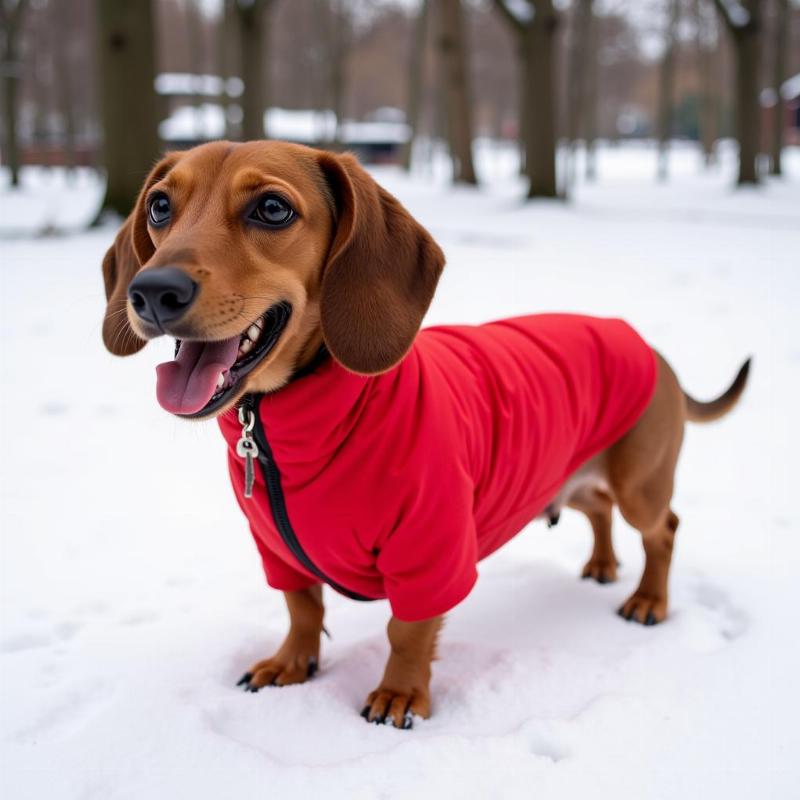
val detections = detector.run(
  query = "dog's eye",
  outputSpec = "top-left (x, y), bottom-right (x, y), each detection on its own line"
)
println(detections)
top-left (148, 193), bottom-right (171, 227)
top-left (250, 194), bottom-right (295, 227)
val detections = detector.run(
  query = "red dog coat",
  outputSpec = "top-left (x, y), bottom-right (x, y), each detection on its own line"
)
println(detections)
top-left (219, 314), bottom-right (657, 621)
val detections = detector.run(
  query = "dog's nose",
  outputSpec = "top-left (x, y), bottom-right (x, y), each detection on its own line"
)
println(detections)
top-left (128, 267), bottom-right (198, 328)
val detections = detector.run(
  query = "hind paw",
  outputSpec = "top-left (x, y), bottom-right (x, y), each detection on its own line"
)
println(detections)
top-left (581, 558), bottom-right (618, 584)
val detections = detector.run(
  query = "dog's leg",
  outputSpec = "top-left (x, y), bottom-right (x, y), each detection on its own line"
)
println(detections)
top-left (618, 508), bottom-right (680, 625)
top-left (608, 352), bottom-right (685, 625)
top-left (237, 585), bottom-right (324, 691)
top-left (361, 615), bottom-right (443, 729)
top-left (570, 489), bottom-right (618, 583)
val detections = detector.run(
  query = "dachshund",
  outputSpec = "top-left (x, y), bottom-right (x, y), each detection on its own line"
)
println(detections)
top-left (101, 140), bottom-right (749, 728)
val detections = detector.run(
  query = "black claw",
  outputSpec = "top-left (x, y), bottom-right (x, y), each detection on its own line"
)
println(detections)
top-left (236, 672), bottom-right (253, 687)
top-left (581, 573), bottom-right (590, 580)
top-left (597, 575), bottom-right (610, 585)
top-left (645, 612), bottom-right (657, 626)
top-left (616, 606), bottom-right (625, 617)
top-left (400, 712), bottom-right (414, 730)
top-left (246, 684), bottom-right (259, 693)
top-left (360, 705), bottom-right (371, 720)
top-left (307, 658), bottom-right (318, 678)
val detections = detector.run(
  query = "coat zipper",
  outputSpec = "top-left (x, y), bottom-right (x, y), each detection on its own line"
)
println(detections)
top-left (238, 395), bottom-right (374, 602)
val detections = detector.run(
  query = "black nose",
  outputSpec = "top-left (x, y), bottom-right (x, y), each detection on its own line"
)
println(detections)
top-left (127, 267), bottom-right (198, 328)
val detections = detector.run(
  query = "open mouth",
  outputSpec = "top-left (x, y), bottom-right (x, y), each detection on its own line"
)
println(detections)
top-left (155, 302), bottom-right (292, 417)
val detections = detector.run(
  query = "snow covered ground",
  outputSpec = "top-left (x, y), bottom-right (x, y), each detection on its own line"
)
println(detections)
top-left (1, 142), bottom-right (798, 799)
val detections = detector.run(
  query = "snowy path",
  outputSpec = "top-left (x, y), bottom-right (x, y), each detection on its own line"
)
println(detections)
top-left (1, 145), bottom-right (798, 799)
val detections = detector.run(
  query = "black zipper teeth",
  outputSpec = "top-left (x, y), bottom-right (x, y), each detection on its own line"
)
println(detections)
top-left (246, 395), bottom-right (374, 602)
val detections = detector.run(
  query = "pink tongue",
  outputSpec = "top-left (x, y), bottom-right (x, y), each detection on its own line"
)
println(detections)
top-left (156, 337), bottom-right (241, 414)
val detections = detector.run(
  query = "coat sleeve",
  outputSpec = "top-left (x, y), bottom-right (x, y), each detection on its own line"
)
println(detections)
top-left (375, 468), bottom-right (478, 622)
top-left (248, 523), bottom-right (319, 592)
top-left (227, 450), bottom-right (318, 592)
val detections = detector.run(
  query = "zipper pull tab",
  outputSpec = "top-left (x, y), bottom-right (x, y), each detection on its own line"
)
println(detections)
top-left (236, 404), bottom-right (259, 499)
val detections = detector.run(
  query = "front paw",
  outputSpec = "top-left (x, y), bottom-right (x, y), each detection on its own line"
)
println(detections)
top-left (360, 686), bottom-right (430, 729)
top-left (617, 591), bottom-right (667, 625)
top-left (237, 653), bottom-right (318, 691)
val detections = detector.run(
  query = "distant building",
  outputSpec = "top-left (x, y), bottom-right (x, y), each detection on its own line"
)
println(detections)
top-left (156, 72), bottom-right (409, 164)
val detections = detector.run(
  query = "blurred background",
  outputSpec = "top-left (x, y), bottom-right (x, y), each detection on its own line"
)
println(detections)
top-left (1, 0), bottom-right (798, 221)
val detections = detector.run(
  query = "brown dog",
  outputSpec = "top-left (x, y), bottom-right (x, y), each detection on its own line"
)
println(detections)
top-left (101, 140), bottom-right (749, 728)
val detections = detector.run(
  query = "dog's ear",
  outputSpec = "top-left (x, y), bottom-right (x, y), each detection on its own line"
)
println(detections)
top-left (101, 217), bottom-right (146, 355)
top-left (316, 152), bottom-right (445, 375)
top-left (100, 153), bottom-right (181, 356)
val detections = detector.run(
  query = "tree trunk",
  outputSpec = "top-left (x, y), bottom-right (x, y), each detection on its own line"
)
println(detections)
top-left (565, 0), bottom-right (592, 195)
top-left (401, 0), bottom-right (429, 171)
top-left (517, 41), bottom-right (528, 176)
top-left (96, 0), bottom-right (160, 216)
top-left (656, 0), bottom-right (680, 182)
top-left (694, 0), bottom-right (718, 167)
top-left (237, 0), bottom-right (272, 142)
top-left (185, 0), bottom-right (205, 141)
top-left (436, 0), bottom-right (477, 185)
top-left (1, 0), bottom-right (28, 189)
top-left (583, 4), bottom-right (598, 182)
top-left (523, 5), bottom-right (559, 198)
top-left (733, 22), bottom-right (761, 184)
top-left (218, 0), bottom-right (235, 139)
top-left (328, 0), bottom-right (349, 148)
top-left (769, 0), bottom-right (788, 176)
top-left (54, 17), bottom-right (77, 175)
top-left (714, 0), bottom-right (763, 185)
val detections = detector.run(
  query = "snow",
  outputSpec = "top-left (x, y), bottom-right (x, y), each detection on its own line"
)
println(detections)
top-left (159, 102), bottom-right (227, 141)
top-left (716, 0), bottom-right (751, 28)
top-left (1, 142), bottom-right (799, 799)
top-left (781, 72), bottom-right (800, 101)
top-left (154, 72), bottom-right (244, 99)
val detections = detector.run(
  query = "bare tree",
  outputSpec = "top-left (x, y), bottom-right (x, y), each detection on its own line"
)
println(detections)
top-left (96, 0), bottom-right (160, 216)
top-left (565, 0), bottom-right (593, 193)
top-left (402, 0), bottom-right (430, 171)
top-left (583, 2), bottom-right (598, 181)
top-left (493, 0), bottom-right (560, 198)
top-left (218, 0), bottom-right (232, 138)
top-left (769, 0), bottom-right (789, 176)
top-left (436, 0), bottom-right (477, 184)
top-left (329, 0), bottom-right (350, 146)
top-left (184, 0), bottom-right (205, 140)
top-left (694, 0), bottom-right (720, 166)
top-left (656, 0), bottom-right (681, 181)
top-left (712, 0), bottom-right (763, 185)
top-left (53, 0), bottom-right (77, 175)
top-left (235, 0), bottom-right (275, 141)
top-left (0, 0), bottom-right (29, 188)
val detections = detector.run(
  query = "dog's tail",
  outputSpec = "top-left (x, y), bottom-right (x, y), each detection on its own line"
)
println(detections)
top-left (684, 358), bottom-right (751, 424)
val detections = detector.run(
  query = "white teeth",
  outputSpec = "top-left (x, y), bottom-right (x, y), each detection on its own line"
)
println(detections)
top-left (238, 339), bottom-right (253, 356)
top-left (247, 324), bottom-right (261, 341)
top-left (216, 372), bottom-right (225, 390)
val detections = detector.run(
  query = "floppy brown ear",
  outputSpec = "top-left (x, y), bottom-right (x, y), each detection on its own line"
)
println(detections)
top-left (100, 153), bottom-right (181, 356)
top-left (101, 217), bottom-right (146, 356)
top-left (316, 152), bottom-right (445, 374)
